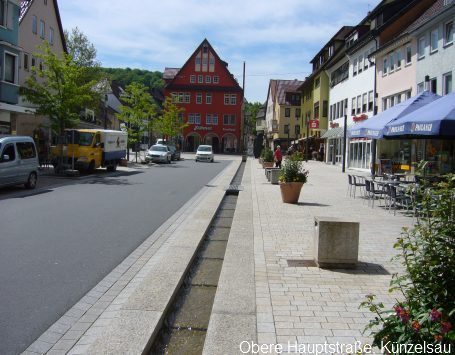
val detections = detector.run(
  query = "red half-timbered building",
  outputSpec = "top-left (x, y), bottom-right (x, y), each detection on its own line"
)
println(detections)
top-left (164, 39), bottom-right (243, 153)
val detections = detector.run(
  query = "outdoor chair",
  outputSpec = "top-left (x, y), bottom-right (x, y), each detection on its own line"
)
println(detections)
top-left (365, 180), bottom-right (384, 208)
top-left (389, 185), bottom-right (411, 216)
top-left (352, 175), bottom-right (366, 198)
top-left (347, 175), bottom-right (354, 197)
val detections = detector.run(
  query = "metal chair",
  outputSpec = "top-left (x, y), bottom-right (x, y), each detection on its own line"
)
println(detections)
top-left (352, 175), bottom-right (366, 198)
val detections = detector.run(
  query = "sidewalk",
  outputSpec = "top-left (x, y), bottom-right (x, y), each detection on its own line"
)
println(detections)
top-left (250, 159), bottom-right (411, 351)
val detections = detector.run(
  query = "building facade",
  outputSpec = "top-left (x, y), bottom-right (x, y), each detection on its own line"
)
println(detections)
top-left (0, 0), bottom-right (23, 134)
top-left (264, 79), bottom-right (303, 151)
top-left (164, 39), bottom-right (243, 153)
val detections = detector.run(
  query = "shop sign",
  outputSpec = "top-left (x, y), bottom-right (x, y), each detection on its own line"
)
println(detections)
top-left (352, 114), bottom-right (368, 122)
top-left (223, 128), bottom-right (236, 132)
top-left (330, 122), bottom-right (339, 128)
top-left (309, 120), bottom-right (319, 129)
top-left (194, 126), bottom-right (213, 131)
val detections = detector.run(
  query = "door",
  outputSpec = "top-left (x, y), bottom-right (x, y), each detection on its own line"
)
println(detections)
top-left (0, 143), bottom-right (20, 186)
top-left (16, 141), bottom-right (38, 182)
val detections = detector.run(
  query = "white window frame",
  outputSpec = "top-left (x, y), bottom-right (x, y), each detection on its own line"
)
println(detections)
top-left (206, 93), bottom-right (212, 104)
top-left (368, 91), bottom-right (373, 112)
top-left (184, 93), bottom-right (190, 103)
top-left (39, 20), bottom-right (45, 39)
top-left (23, 52), bottom-right (29, 71)
top-left (362, 93), bottom-right (367, 113)
top-left (353, 59), bottom-right (357, 76)
top-left (405, 45), bottom-right (412, 65)
top-left (358, 55), bottom-right (363, 73)
top-left (190, 75), bottom-right (196, 83)
top-left (418, 36), bottom-right (426, 59)
top-left (351, 98), bottom-right (356, 116)
top-left (196, 93), bottom-right (202, 104)
top-left (213, 76), bottom-right (219, 84)
top-left (444, 20), bottom-right (453, 46)
top-left (417, 82), bottom-right (424, 94)
top-left (389, 53), bottom-right (395, 72)
top-left (49, 27), bottom-right (54, 45)
top-left (443, 72), bottom-right (452, 95)
top-left (198, 75), bottom-right (203, 83)
top-left (395, 50), bottom-right (401, 69)
top-left (430, 28), bottom-right (439, 53)
top-left (32, 15), bottom-right (37, 34)
top-left (205, 75), bottom-right (211, 84)
top-left (230, 94), bottom-right (236, 105)
top-left (356, 95), bottom-right (361, 114)
top-left (3, 51), bottom-right (18, 85)
top-left (383, 57), bottom-right (388, 76)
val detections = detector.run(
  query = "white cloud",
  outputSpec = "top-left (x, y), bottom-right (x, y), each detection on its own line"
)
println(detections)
top-left (59, 0), bottom-right (376, 101)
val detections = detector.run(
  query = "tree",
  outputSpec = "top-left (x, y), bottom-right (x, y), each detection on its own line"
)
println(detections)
top-left (64, 27), bottom-right (99, 68)
top-left (116, 83), bottom-right (157, 161)
top-left (21, 43), bottom-right (101, 170)
top-left (155, 97), bottom-right (187, 142)
top-left (245, 101), bottom-right (263, 135)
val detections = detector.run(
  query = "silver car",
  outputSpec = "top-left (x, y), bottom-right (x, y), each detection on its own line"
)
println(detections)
top-left (195, 145), bottom-right (214, 162)
top-left (0, 135), bottom-right (39, 189)
top-left (145, 144), bottom-right (172, 164)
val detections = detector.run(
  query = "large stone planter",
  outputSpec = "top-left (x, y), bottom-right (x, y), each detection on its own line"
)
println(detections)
top-left (270, 168), bottom-right (281, 184)
top-left (262, 161), bottom-right (274, 169)
top-left (279, 181), bottom-right (304, 204)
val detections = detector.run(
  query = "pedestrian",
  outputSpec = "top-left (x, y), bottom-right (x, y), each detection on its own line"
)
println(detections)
top-left (274, 145), bottom-right (282, 168)
top-left (319, 145), bottom-right (324, 161)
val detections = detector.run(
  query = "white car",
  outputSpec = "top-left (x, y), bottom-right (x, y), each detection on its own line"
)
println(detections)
top-left (145, 145), bottom-right (172, 164)
top-left (195, 145), bottom-right (214, 162)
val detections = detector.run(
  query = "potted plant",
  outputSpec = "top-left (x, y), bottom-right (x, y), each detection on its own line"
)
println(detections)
top-left (261, 148), bottom-right (274, 168)
top-left (278, 153), bottom-right (309, 203)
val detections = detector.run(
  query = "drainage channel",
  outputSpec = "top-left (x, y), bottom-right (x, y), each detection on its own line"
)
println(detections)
top-left (150, 162), bottom-right (246, 354)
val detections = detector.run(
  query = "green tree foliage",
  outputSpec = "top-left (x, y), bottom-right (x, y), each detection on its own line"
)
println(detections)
top-left (116, 83), bottom-right (156, 148)
top-left (245, 101), bottom-right (263, 135)
top-left (21, 43), bottom-right (101, 136)
top-left (64, 27), bottom-right (99, 68)
top-left (155, 97), bottom-right (187, 140)
top-left (101, 67), bottom-right (164, 90)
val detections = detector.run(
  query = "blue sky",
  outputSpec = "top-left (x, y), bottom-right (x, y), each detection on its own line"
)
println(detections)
top-left (59, 0), bottom-right (378, 103)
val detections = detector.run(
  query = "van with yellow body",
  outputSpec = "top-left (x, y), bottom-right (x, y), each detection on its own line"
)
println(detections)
top-left (51, 129), bottom-right (127, 172)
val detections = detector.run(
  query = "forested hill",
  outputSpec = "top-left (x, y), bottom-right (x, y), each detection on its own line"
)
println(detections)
top-left (101, 68), bottom-right (164, 89)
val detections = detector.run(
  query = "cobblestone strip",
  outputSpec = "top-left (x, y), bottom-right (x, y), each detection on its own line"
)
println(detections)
top-left (24, 160), bottom-right (238, 355)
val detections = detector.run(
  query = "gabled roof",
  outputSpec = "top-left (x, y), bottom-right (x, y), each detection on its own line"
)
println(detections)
top-left (19, 0), bottom-right (68, 53)
top-left (163, 67), bottom-right (180, 80)
top-left (268, 80), bottom-right (304, 106)
top-left (406, 0), bottom-right (454, 33)
top-left (310, 26), bottom-right (354, 64)
top-left (165, 39), bottom-right (243, 92)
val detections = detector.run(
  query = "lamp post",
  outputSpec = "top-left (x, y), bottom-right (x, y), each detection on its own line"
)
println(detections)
top-left (342, 114), bottom-right (347, 173)
top-left (103, 94), bottom-right (108, 129)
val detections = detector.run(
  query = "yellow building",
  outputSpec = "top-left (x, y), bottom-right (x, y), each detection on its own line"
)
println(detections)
top-left (264, 80), bottom-right (304, 151)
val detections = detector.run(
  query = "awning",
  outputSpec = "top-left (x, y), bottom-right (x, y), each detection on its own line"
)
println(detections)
top-left (384, 92), bottom-right (455, 137)
top-left (348, 91), bottom-right (440, 139)
top-left (321, 126), bottom-right (344, 139)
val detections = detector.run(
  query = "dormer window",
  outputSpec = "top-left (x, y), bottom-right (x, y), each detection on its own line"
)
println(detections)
top-left (328, 45), bottom-right (334, 57)
top-left (203, 46), bottom-right (208, 54)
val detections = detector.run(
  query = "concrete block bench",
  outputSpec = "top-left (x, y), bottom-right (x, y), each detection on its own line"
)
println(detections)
top-left (313, 216), bottom-right (359, 269)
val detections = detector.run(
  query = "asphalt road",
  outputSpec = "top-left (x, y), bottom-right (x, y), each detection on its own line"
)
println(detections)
top-left (0, 158), bottom-right (231, 354)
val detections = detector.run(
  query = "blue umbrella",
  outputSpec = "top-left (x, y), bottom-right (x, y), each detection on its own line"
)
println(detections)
top-left (385, 92), bottom-right (455, 137)
top-left (348, 91), bottom-right (441, 139)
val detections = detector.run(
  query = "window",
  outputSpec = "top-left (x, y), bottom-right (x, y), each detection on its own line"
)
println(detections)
top-left (383, 57), bottom-right (388, 75)
top-left (196, 93), bottom-right (202, 104)
top-left (382, 98), bottom-right (388, 111)
top-left (17, 142), bottom-right (37, 159)
top-left (49, 27), bottom-right (54, 45)
top-left (295, 108), bottom-right (301, 118)
top-left (430, 29), bottom-right (439, 52)
top-left (184, 93), bottom-right (190, 103)
top-left (314, 102), bottom-right (320, 119)
top-left (178, 92), bottom-right (184, 103)
top-left (351, 98), bottom-right (356, 116)
top-left (389, 53), bottom-right (395, 72)
top-left (396, 93), bottom-right (402, 104)
top-left (31, 56), bottom-right (36, 68)
top-left (406, 90), bottom-right (412, 99)
top-left (223, 114), bottom-right (235, 125)
top-left (23, 53), bottom-right (29, 71)
top-left (323, 101), bottom-right (328, 117)
top-left (206, 93), bottom-right (212, 104)
top-left (444, 21), bottom-right (453, 46)
top-left (284, 108), bottom-right (290, 117)
top-left (362, 93), bottom-right (367, 112)
top-left (4, 52), bottom-right (16, 83)
top-left (32, 15), bottom-right (37, 34)
top-left (364, 50), bottom-right (369, 69)
top-left (353, 59), bottom-right (357, 76)
top-left (356, 96), bottom-right (361, 114)
top-left (196, 57), bottom-right (201, 65)
top-left (198, 75), bottom-right (203, 83)
top-left (205, 75), bottom-right (211, 84)
top-left (417, 82), bottom-right (424, 93)
top-left (358, 55), bottom-right (363, 73)
top-left (206, 114), bottom-right (218, 125)
top-left (0, 0), bottom-right (6, 27)
top-left (406, 45), bottom-right (412, 64)
top-left (44, 0), bottom-right (47, 4)
top-left (0, 143), bottom-right (15, 162)
top-left (314, 77), bottom-right (320, 88)
top-left (418, 36), bottom-right (426, 58)
top-left (224, 94), bottom-right (236, 105)
top-left (295, 125), bottom-right (300, 135)
top-left (40, 20), bottom-right (45, 39)
top-left (188, 113), bottom-right (201, 124)
top-left (213, 76), bottom-right (219, 84)
top-left (368, 91), bottom-right (373, 112)
top-left (190, 75), bottom-right (196, 83)
top-left (390, 96), bottom-right (395, 107)
top-left (396, 50), bottom-right (401, 69)
top-left (284, 124), bottom-right (289, 134)
top-left (430, 78), bottom-right (437, 94)
top-left (443, 72), bottom-right (452, 95)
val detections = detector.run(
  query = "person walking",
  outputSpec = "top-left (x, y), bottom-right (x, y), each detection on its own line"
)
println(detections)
top-left (274, 145), bottom-right (282, 168)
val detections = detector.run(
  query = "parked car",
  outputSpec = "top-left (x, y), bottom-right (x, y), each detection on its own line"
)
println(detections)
top-left (195, 145), bottom-right (214, 162)
top-left (0, 135), bottom-right (39, 189)
top-left (145, 145), bottom-right (172, 164)
top-left (167, 145), bottom-right (181, 161)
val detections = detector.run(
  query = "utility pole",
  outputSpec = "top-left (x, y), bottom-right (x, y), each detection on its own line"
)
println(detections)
top-left (241, 61), bottom-right (246, 154)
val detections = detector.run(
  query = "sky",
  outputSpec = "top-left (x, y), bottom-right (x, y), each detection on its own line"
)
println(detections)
top-left (58, 0), bottom-right (378, 103)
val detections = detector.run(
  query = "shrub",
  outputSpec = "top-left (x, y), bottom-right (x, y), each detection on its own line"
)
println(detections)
top-left (361, 174), bottom-right (455, 348)
top-left (279, 153), bottom-right (309, 183)
top-left (262, 148), bottom-right (274, 162)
